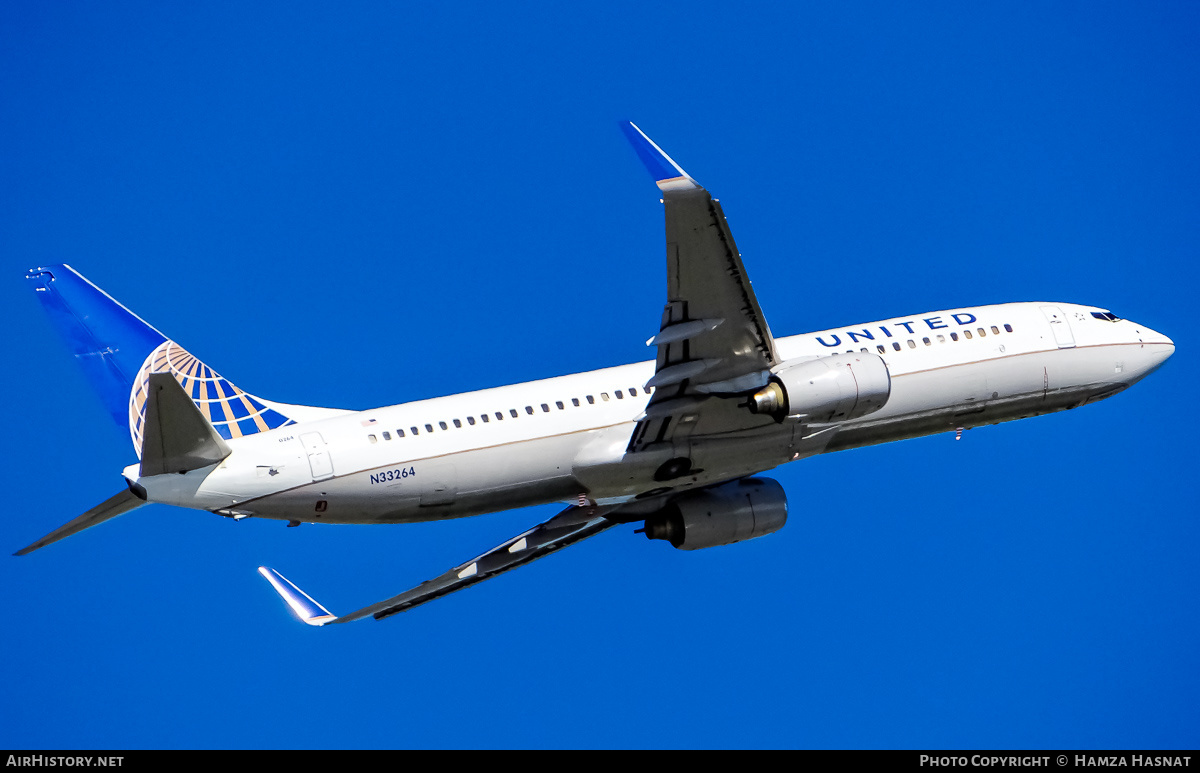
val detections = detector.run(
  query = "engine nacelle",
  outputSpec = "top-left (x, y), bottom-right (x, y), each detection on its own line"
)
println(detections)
top-left (749, 353), bottom-right (891, 423)
top-left (641, 478), bottom-right (787, 551)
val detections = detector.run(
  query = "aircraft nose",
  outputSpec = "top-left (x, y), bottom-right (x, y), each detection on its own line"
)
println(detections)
top-left (1143, 326), bottom-right (1174, 357)
top-left (1153, 338), bottom-right (1175, 366)
top-left (1133, 324), bottom-right (1174, 377)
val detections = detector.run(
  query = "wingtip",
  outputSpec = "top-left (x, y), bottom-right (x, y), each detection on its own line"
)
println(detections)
top-left (619, 121), bottom-right (699, 192)
top-left (14, 538), bottom-right (44, 556)
top-left (257, 566), bottom-right (337, 626)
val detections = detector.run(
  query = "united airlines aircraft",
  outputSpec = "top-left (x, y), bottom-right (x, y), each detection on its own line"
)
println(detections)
top-left (16, 123), bottom-right (1175, 624)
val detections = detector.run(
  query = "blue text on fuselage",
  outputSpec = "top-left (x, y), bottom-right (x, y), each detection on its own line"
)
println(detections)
top-left (816, 313), bottom-right (977, 348)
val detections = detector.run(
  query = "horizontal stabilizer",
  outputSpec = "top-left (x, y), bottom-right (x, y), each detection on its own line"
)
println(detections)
top-left (14, 488), bottom-right (145, 556)
top-left (140, 373), bottom-right (232, 476)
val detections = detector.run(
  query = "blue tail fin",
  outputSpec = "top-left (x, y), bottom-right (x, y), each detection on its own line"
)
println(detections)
top-left (28, 264), bottom-right (294, 456)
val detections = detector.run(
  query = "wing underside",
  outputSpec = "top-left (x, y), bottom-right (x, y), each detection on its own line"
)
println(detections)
top-left (622, 123), bottom-right (781, 453)
top-left (260, 503), bottom-right (619, 624)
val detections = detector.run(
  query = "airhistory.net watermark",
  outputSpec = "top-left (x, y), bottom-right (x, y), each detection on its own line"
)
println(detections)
top-left (6, 757), bottom-right (123, 767)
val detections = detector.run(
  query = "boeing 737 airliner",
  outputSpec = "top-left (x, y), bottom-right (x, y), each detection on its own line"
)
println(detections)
top-left (16, 123), bottom-right (1175, 624)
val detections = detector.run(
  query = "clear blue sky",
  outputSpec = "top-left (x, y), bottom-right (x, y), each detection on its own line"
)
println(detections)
top-left (2, 1), bottom-right (1197, 749)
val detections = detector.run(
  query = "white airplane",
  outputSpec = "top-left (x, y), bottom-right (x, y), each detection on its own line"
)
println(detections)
top-left (17, 123), bottom-right (1174, 625)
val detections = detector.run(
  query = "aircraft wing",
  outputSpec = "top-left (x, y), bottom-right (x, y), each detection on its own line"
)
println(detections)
top-left (259, 503), bottom-right (619, 624)
top-left (620, 123), bottom-right (782, 452)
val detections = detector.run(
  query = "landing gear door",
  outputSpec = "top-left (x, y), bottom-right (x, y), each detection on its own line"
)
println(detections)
top-left (300, 432), bottom-right (335, 481)
top-left (1040, 305), bottom-right (1076, 349)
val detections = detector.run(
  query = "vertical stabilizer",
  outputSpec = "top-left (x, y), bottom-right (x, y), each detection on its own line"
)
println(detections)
top-left (28, 265), bottom-right (166, 427)
top-left (28, 264), bottom-right (296, 457)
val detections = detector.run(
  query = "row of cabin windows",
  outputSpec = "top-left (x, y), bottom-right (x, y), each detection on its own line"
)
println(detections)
top-left (367, 385), bottom-right (654, 443)
top-left (371, 324), bottom-right (1018, 442)
top-left (839, 324), bottom-right (1015, 356)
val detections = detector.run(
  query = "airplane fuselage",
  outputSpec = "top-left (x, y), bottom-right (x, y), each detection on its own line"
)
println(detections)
top-left (21, 122), bottom-right (1177, 622)
top-left (130, 301), bottom-right (1174, 526)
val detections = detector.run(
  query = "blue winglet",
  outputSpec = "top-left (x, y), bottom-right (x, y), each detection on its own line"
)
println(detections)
top-left (258, 567), bottom-right (337, 626)
top-left (619, 122), bottom-right (699, 192)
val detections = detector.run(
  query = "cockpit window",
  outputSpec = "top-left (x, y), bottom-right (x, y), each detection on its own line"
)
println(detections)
top-left (1092, 311), bottom-right (1121, 321)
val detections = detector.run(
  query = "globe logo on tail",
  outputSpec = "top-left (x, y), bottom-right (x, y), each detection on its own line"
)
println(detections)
top-left (128, 341), bottom-right (293, 458)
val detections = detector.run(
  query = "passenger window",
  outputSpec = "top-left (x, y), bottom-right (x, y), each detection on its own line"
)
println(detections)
top-left (452, 419), bottom-right (462, 428)
top-left (977, 328), bottom-right (986, 337)
top-left (907, 340), bottom-right (916, 349)
top-left (936, 335), bottom-right (945, 343)
top-left (615, 390), bottom-right (624, 399)
top-left (892, 342), bottom-right (901, 351)
top-left (467, 417), bottom-right (475, 426)
top-left (922, 337), bottom-right (930, 346)
top-left (439, 421), bottom-right (448, 430)
top-left (963, 330), bottom-right (973, 339)
top-left (877, 345), bottom-right (886, 353)
top-left (629, 388), bottom-right (638, 396)
top-left (481, 415), bottom-right (489, 423)
top-left (1004, 324), bottom-right (1013, 333)
top-left (382, 431), bottom-right (391, 440)
top-left (541, 403), bottom-right (550, 413)
top-left (368, 434), bottom-right (377, 444)
top-left (572, 398), bottom-right (580, 407)
top-left (397, 429), bottom-right (405, 437)
top-left (497, 412), bottom-right (506, 420)
top-left (525, 406), bottom-right (534, 415)
top-left (601, 392), bottom-right (610, 401)
top-left (510, 409), bottom-right (518, 418)
top-left (951, 332), bottom-right (959, 341)
top-left (556, 401), bottom-right (564, 410)
top-left (587, 395), bottom-right (595, 404)
top-left (426, 424), bottom-right (434, 433)
top-left (991, 326), bottom-right (999, 335)
top-left (411, 426), bottom-right (419, 435)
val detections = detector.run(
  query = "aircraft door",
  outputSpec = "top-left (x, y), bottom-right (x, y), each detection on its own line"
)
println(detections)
top-left (1040, 305), bottom-right (1076, 349)
top-left (300, 432), bottom-right (335, 481)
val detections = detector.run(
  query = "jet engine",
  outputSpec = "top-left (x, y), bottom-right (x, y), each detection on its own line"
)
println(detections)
top-left (748, 353), bottom-right (891, 423)
top-left (640, 478), bottom-right (787, 551)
